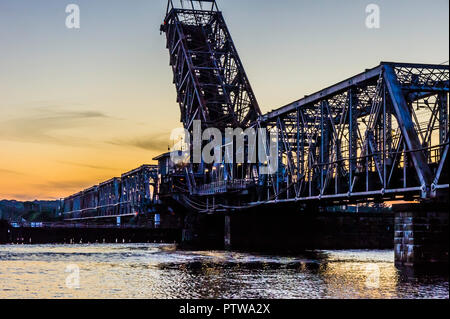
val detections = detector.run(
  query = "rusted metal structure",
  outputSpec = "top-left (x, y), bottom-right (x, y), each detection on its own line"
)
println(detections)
top-left (159, 1), bottom-right (449, 212)
top-left (119, 165), bottom-right (159, 216)
top-left (62, 0), bottom-right (449, 220)
top-left (160, 64), bottom-right (449, 212)
top-left (259, 62), bottom-right (449, 205)
top-left (62, 165), bottom-right (159, 222)
top-left (160, 0), bottom-right (261, 131)
top-left (56, 0), bottom-right (448, 267)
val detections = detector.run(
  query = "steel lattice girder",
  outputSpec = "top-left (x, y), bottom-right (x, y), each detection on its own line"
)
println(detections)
top-left (61, 165), bottom-right (158, 221)
top-left (120, 165), bottom-right (158, 214)
top-left (261, 62), bottom-right (449, 202)
top-left (161, 0), bottom-right (261, 131)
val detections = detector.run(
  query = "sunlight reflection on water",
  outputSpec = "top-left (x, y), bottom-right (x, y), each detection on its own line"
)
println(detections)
top-left (0, 244), bottom-right (448, 299)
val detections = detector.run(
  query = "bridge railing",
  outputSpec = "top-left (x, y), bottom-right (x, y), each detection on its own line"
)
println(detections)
top-left (193, 179), bottom-right (255, 196)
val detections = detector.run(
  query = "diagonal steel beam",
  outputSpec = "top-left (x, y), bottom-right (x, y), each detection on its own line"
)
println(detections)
top-left (383, 64), bottom-right (433, 197)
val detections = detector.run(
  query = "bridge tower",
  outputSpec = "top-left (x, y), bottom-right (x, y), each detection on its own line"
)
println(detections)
top-left (161, 0), bottom-right (261, 132)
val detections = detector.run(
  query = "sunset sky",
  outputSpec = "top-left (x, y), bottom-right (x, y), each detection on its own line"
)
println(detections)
top-left (0, 0), bottom-right (448, 200)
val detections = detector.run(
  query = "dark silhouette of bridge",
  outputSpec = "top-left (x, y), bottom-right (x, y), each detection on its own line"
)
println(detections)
top-left (61, 0), bottom-right (448, 222)
top-left (43, 0), bottom-right (447, 268)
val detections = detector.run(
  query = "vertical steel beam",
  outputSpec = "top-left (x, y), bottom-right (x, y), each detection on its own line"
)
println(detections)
top-left (320, 101), bottom-right (325, 194)
top-left (348, 88), bottom-right (358, 192)
top-left (383, 84), bottom-right (387, 189)
top-left (439, 93), bottom-right (448, 147)
top-left (296, 108), bottom-right (301, 193)
top-left (384, 64), bottom-right (433, 197)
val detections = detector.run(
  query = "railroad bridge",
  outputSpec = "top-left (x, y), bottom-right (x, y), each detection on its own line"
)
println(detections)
top-left (61, 0), bottom-right (449, 268)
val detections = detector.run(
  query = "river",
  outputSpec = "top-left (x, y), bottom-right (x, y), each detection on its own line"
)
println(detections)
top-left (0, 244), bottom-right (448, 299)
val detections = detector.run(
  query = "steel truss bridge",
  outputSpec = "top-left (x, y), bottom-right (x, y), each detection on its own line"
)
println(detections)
top-left (62, 165), bottom-right (159, 222)
top-left (259, 62), bottom-right (449, 204)
top-left (61, 0), bottom-right (449, 221)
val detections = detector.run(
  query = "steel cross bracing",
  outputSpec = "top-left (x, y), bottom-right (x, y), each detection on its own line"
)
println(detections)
top-left (161, 0), bottom-right (261, 131)
top-left (158, 0), bottom-right (449, 211)
top-left (160, 60), bottom-right (448, 212)
top-left (60, 2), bottom-right (449, 217)
top-left (62, 165), bottom-right (159, 221)
top-left (61, 61), bottom-right (449, 216)
top-left (257, 62), bottom-right (449, 207)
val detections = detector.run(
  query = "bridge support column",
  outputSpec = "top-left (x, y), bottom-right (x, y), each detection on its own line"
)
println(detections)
top-left (394, 204), bottom-right (449, 269)
top-left (224, 214), bottom-right (231, 250)
top-left (0, 220), bottom-right (10, 244)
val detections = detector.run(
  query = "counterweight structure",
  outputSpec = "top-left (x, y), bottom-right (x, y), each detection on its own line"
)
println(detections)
top-left (160, 0), bottom-right (261, 131)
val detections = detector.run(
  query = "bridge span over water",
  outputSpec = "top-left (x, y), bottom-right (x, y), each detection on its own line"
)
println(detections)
top-left (57, 0), bottom-right (450, 267)
top-left (61, 1), bottom-right (448, 220)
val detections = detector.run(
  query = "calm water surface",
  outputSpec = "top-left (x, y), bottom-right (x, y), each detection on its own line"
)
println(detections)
top-left (0, 244), bottom-right (448, 299)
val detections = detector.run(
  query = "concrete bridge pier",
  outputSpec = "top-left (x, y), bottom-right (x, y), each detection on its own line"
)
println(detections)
top-left (394, 203), bottom-right (449, 270)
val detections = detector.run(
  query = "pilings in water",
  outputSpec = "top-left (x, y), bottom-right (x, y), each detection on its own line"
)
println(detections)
top-left (394, 203), bottom-right (449, 269)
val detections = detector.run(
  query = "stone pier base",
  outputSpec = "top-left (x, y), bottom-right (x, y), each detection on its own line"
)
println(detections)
top-left (394, 204), bottom-right (449, 269)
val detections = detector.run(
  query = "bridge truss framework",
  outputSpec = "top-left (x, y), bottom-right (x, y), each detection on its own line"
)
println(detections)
top-left (61, 0), bottom-right (449, 220)
top-left (258, 62), bottom-right (449, 206)
top-left (159, 1), bottom-right (448, 211)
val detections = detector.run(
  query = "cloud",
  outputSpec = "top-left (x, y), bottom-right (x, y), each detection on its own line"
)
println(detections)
top-left (0, 105), bottom-right (111, 147)
top-left (2, 177), bottom-right (113, 201)
top-left (57, 160), bottom-right (118, 171)
top-left (0, 168), bottom-right (24, 176)
top-left (30, 179), bottom-right (99, 195)
top-left (109, 133), bottom-right (171, 152)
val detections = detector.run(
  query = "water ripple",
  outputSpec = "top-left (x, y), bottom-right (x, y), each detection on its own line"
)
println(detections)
top-left (0, 244), bottom-right (447, 299)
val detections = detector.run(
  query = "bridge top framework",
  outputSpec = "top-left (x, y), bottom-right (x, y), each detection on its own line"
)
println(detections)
top-left (161, 0), bottom-right (261, 131)
top-left (263, 62), bottom-right (449, 121)
top-left (253, 62), bottom-right (449, 206)
top-left (167, 61), bottom-right (449, 212)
